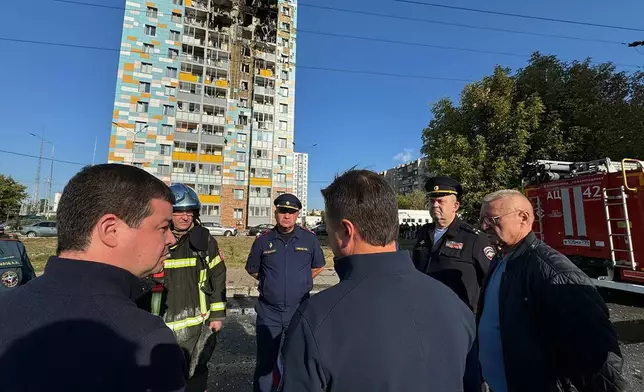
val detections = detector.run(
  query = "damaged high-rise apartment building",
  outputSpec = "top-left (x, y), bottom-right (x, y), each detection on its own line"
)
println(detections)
top-left (108, 0), bottom-right (297, 228)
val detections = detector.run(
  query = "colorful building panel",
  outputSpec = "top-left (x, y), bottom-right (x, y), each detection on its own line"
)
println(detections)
top-left (109, 0), bottom-right (298, 228)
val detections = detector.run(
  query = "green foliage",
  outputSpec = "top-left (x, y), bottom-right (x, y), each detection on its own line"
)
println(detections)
top-left (422, 53), bottom-right (644, 220)
top-left (0, 175), bottom-right (27, 221)
top-left (396, 190), bottom-right (427, 210)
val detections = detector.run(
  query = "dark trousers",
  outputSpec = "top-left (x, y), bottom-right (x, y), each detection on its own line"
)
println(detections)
top-left (253, 301), bottom-right (297, 392)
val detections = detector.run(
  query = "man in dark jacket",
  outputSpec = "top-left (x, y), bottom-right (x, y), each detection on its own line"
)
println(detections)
top-left (0, 164), bottom-right (186, 391)
top-left (477, 189), bottom-right (625, 392)
top-left (276, 169), bottom-right (478, 392)
top-left (413, 176), bottom-right (495, 312)
top-left (138, 183), bottom-right (227, 392)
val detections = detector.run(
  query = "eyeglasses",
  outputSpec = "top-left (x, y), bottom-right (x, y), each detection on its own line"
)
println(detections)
top-left (480, 210), bottom-right (521, 227)
top-left (277, 208), bottom-right (298, 215)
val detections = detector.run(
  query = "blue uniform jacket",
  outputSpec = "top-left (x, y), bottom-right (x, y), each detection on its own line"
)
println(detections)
top-left (276, 251), bottom-right (479, 392)
top-left (246, 225), bottom-right (325, 311)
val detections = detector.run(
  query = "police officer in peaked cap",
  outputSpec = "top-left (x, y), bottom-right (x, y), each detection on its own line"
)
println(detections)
top-left (245, 193), bottom-right (326, 392)
top-left (412, 176), bottom-right (495, 312)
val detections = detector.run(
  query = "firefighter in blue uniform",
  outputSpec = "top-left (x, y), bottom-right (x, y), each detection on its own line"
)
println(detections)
top-left (412, 176), bottom-right (495, 312)
top-left (246, 193), bottom-right (326, 392)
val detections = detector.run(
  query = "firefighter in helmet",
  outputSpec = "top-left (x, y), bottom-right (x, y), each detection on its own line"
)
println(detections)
top-left (138, 183), bottom-right (227, 391)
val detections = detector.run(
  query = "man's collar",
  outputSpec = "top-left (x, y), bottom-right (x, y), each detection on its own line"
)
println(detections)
top-left (445, 216), bottom-right (462, 237)
top-left (503, 231), bottom-right (538, 262)
top-left (43, 257), bottom-right (149, 301)
top-left (271, 225), bottom-right (301, 240)
top-left (334, 251), bottom-right (415, 280)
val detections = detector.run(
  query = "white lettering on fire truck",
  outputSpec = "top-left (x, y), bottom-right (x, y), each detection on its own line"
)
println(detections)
top-left (563, 239), bottom-right (591, 247)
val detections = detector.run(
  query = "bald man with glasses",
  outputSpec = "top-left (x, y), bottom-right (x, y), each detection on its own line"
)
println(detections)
top-left (477, 189), bottom-right (625, 392)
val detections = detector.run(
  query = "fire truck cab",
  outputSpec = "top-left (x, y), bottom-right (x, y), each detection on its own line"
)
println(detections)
top-left (523, 158), bottom-right (644, 294)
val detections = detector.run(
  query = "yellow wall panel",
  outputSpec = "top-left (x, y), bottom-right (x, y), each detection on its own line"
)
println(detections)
top-left (124, 63), bottom-right (134, 71)
top-left (200, 154), bottom-right (223, 163)
top-left (171, 81), bottom-right (179, 87)
top-left (173, 152), bottom-right (198, 161)
top-left (199, 195), bottom-right (221, 204)
top-left (154, 115), bottom-right (164, 120)
top-left (125, 140), bottom-right (133, 149)
top-left (127, 36), bottom-right (137, 41)
top-left (140, 54), bottom-right (150, 59)
top-left (151, 40), bottom-right (160, 46)
top-left (158, 23), bottom-right (167, 28)
top-left (146, 2), bottom-right (156, 7)
top-left (166, 134), bottom-right (175, 141)
top-left (144, 162), bottom-right (150, 167)
top-left (109, 136), bottom-right (116, 148)
top-left (259, 69), bottom-right (273, 77)
top-left (123, 75), bottom-right (136, 84)
top-left (130, 96), bottom-right (139, 104)
top-left (115, 122), bottom-right (135, 129)
top-left (141, 93), bottom-right (151, 98)
top-left (113, 110), bottom-right (119, 119)
top-left (170, 96), bottom-right (176, 102)
top-left (186, 0), bottom-right (192, 6)
top-left (173, 8), bottom-right (182, 14)
top-left (180, 72), bottom-right (198, 82)
top-left (250, 178), bottom-right (272, 187)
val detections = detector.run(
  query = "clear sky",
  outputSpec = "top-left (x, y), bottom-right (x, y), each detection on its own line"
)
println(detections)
top-left (1, 0), bottom-right (643, 209)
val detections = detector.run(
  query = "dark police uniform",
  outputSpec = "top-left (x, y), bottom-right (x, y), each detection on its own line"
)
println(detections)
top-left (276, 251), bottom-right (479, 391)
top-left (0, 236), bottom-right (36, 291)
top-left (246, 194), bottom-right (326, 392)
top-left (412, 176), bottom-right (495, 312)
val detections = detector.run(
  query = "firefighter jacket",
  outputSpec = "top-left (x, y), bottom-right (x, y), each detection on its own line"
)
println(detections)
top-left (138, 225), bottom-right (227, 343)
top-left (476, 232), bottom-right (626, 392)
top-left (412, 217), bottom-right (495, 312)
top-left (0, 237), bottom-right (36, 291)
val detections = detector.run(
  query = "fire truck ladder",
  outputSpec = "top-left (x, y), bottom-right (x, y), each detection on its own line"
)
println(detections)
top-left (528, 195), bottom-right (543, 240)
top-left (602, 185), bottom-right (636, 270)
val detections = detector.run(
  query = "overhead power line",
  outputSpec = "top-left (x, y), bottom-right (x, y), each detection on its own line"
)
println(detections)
top-left (297, 3), bottom-right (626, 46)
top-left (0, 149), bottom-right (88, 166)
top-left (0, 36), bottom-right (474, 81)
top-left (394, 0), bottom-right (644, 33)
top-left (52, 0), bottom-right (626, 46)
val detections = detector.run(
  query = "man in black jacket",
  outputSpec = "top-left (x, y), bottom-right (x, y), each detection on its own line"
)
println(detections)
top-left (0, 164), bottom-right (186, 391)
top-left (477, 189), bottom-right (625, 392)
top-left (276, 169), bottom-right (478, 392)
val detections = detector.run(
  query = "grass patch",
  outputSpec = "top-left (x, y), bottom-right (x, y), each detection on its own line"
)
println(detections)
top-left (23, 236), bottom-right (337, 273)
top-left (23, 236), bottom-right (413, 274)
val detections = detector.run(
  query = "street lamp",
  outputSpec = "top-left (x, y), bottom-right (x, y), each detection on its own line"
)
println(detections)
top-left (29, 133), bottom-right (54, 216)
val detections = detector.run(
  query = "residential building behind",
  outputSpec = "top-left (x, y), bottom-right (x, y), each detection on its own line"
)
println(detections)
top-left (293, 152), bottom-right (307, 224)
top-left (379, 158), bottom-right (428, 194)
top-left (108, 0), bottom-right (298, 229)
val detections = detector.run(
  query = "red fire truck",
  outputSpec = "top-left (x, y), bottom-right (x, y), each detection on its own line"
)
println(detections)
top-left (523, 158), bottom-right (644, 294)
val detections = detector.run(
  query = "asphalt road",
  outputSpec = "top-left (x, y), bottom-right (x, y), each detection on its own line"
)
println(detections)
top-left (208, 290), bottom-right (644, 392)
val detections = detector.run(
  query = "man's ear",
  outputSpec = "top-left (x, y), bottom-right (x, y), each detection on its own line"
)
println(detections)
top-left (341, 219), bottom-right (355, 240)
top-left (96, 214), bottom-right (120, 248)
top-left (519, 210), bottom-right (531, 225)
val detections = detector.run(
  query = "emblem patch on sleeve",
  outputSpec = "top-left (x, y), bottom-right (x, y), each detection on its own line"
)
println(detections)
top-left (445, 241), bottom-right (464, 250)
top-left (1, 270), bottom-right (19, 288)
top-left (484, 246), bottom-right (496, 260)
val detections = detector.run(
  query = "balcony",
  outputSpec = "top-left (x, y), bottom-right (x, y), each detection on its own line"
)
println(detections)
top-left (205, 57), bottom-right (228, 69)
top-left (182, 35), bottom-right (205, 47)
top-left (254, 86), bottom-right (275, 96)
top-left (186, 0), bottom-right (208, 11)
top-left (256, 68), bottom-right (275, 78)
top-left (179, 72), bottom-right (203, 84)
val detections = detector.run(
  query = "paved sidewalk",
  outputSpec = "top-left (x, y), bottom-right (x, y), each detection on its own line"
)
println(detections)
top-left (226, 267), bottom-right (339, 298)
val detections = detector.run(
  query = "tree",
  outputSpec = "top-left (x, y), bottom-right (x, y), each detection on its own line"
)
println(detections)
top-left (397, 190), bottom-right (427, 210)
top-left (0, 175), bottom-right (27, 221)
top-left (422, 66), bottom-right (542, 220)
top-left (421, 53), bottom-right (644, 220)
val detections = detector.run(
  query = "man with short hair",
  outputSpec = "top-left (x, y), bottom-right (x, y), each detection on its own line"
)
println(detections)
top-left (246, 193), bottom-right (325, 392)
top-left (0, 164), bottom-right (186, 391)
top-left (276, 170), bottom-right (477, 391)
top-left (413, 176), bottom-right (495, 312)
top-left (478, 189), bottom-right (625, 392)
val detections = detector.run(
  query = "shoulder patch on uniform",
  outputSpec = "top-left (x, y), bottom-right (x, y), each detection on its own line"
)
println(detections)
top-left (484, 246), bottom-right (496, 261)
top-left (1, 270), bottom-right (19, 288)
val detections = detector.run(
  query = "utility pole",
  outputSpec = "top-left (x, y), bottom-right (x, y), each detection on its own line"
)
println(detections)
top-left (33, 134), bottom-right (44, 214)
top-left (30, 132), bottom-right (54, 215)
